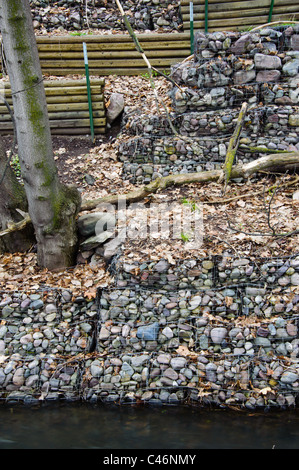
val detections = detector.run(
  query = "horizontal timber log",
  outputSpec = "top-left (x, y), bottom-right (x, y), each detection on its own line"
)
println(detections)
top-left (50, 127), bottom-right (106, 135)
top-left (1, 94), bottom-right (104, 105)
top-left (35, 33), bottom-right (190, 43)
top-left (0, 109), bottom-right (105, 122)
top-left (0, 78), bottom-right (106, 135)
top-left (183, 4), bottom-right (299, 21)
top-left (180, 0), bottom-right (297, 5)
top-left (0, 117), bottom-right (105, 130)
top-left (183, 12), bottom-right (299, 30)
top-left (1, 78), bottom-right (105, 88)
top-left (42, 68), bottom-right (160, 76)
top-left (0, 101), bottom-right (104, 113)
top-left (40, 58), bottom-right (185, 68)
top-left (3, 87), bottom-right (103, 97)
top-left (181, 0), bottom-right (298, 12)
top-left (36, 41), bottom-right (190, 52)
top-left (38, 50), bottom-right (190, 60)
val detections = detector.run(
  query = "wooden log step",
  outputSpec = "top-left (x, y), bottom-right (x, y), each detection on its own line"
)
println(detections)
top-left (0, 101), bottom-right (104, 113)
top-left (39, 57), bottom-right (187, 68)
top-left (183, 4), bottom-right (299, 21)
top-left (38, 49), bottom-right (190, 60)
top-left (0, 117), bottom-right (106, 130)
top-left (181, 0), bottom-right (299, 13)
top-left (48, 117), bottom-right (106, 128)
top-left (41, 68), bottom-right (161, 76)
top-left (183, 12), bottom-right (299, 30)
top-left (2, 78), bottom-right (105, 88)
top-left (3, 86), bottom-right (104, 97)
top-left (41, 66), bottom-right (182, 76)
top-left (0, 77), bottom-right (106, 136)
top-left (180, 0), bottom-right (296, 5)
top-left (37, 40), bottom-right (191, 52)
top-left (39, 58), bottom-right (185, 77)
top-left (41, 87), bottom-right (103, 97)
top-left (42, 78), bottom-right (105, 87)
top-left (35, 33), bottom-right (190, 43)
top-left (1, 94), bottom-right (104, 105)
top-left (0, 109), bottom-right (105, 122)
top-left (0, 127), bottom-right (106, 135)
top-left (50, 127), bottom-right (106, 135)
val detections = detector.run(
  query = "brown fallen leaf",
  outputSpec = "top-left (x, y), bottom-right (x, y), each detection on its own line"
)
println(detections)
top-left (175, 344), bottom-right (198, 359)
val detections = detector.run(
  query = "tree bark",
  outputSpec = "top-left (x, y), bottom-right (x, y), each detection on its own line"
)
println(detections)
top-left (0, 140), bottom-right (34, 253)
top-left (0, 0), bottom-right (81, 270)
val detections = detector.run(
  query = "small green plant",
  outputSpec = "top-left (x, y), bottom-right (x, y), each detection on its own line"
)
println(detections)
top-left (181, 232), bottom-right (190, 243)
top-left (69, 31), bottom-right (87, 36)
top-left (10, 154), bottom-right (21, 179)
top-left (140, 69), bottom-right (159, 80)
top-left (181, 197), bottom-right (200, 212)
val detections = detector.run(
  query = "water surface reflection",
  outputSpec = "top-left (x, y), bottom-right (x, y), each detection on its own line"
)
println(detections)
top-left (0, 404), bottom-right (299, 449)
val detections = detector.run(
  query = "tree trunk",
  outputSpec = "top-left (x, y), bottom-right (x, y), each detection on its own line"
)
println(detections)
top-left (0, 0), bottom-right (81, 270)
top-left (0, 140), bottom-right (34, 253)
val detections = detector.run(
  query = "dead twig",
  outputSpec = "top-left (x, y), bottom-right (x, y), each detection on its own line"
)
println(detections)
top-left (225, 174), bottom-right (299, 239)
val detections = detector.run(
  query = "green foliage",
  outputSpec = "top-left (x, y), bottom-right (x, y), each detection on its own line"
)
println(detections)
top-left (140, 69), bottom-right (169, 80)
top-left (10, 154), bottom-right (21, 179)
top-left (180, 232), bottom-right (190, 243)
top-left (181, 197), bottom-right (200, 212)
top-left (69, 32), bottom-right (87, 36)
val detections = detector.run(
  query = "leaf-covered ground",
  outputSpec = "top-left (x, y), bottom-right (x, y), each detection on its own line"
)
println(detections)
top-left (1, 75), bottom-right (298, 296)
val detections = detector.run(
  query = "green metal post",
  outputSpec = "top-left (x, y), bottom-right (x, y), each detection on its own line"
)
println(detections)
top-left (268, 0), bottom-right (275, 22)
top-left (83, 42), bottom-right (95, 143)
top-left (190, 2), bottom-right (194, 55)
top-left (205, 0), bottom-right (208, 33)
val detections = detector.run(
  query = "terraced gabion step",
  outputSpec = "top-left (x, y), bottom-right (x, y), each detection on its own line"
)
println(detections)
top-left (122, 105), bottom-right (299, 139)
top-left (118, 132), bottom-right (299, 184)
top-left (169, 79), bottom-right (299, 113)
top-left (113, 255), bottom-right (299, 290)
top-left (3, 351), bottom-right (299, 408)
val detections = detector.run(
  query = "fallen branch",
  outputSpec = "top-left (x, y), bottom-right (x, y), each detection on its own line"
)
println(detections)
top-left (81, 152), bottom-right (299, 211)
top-left (2, 152), bottom-right (299, 237)
top-left (239, 146), bottom-right (291, 155)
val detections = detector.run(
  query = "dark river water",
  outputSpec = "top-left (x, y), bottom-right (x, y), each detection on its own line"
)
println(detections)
top-left (0, 403), bottom-right (299, 450)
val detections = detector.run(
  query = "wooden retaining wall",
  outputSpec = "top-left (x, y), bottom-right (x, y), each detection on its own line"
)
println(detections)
top-left (35, 33), bottom-right (191, 76)
top-left (0, 78), bottom-right (106, 135)
top-left (181, 0), bottom-right (299, 32)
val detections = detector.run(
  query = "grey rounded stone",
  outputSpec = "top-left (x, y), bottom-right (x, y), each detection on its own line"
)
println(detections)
top-left (210, 327), bottom-right (227, 344)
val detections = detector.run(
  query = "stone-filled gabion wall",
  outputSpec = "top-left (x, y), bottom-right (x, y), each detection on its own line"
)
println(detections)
top-left (29, 0), bottom-right (182, 32)
top-left (119, 26), bottom-right (299, 184)
top-left (119, 104), bottom-right (299, 183)
top-left (171, 27), bottom-right (299, 111)
top-left (0, 254), bottom-right (298, 409)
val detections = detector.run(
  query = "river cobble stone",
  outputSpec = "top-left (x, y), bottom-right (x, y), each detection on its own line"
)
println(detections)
top-left (0, 254), bottom-right (298, 409)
